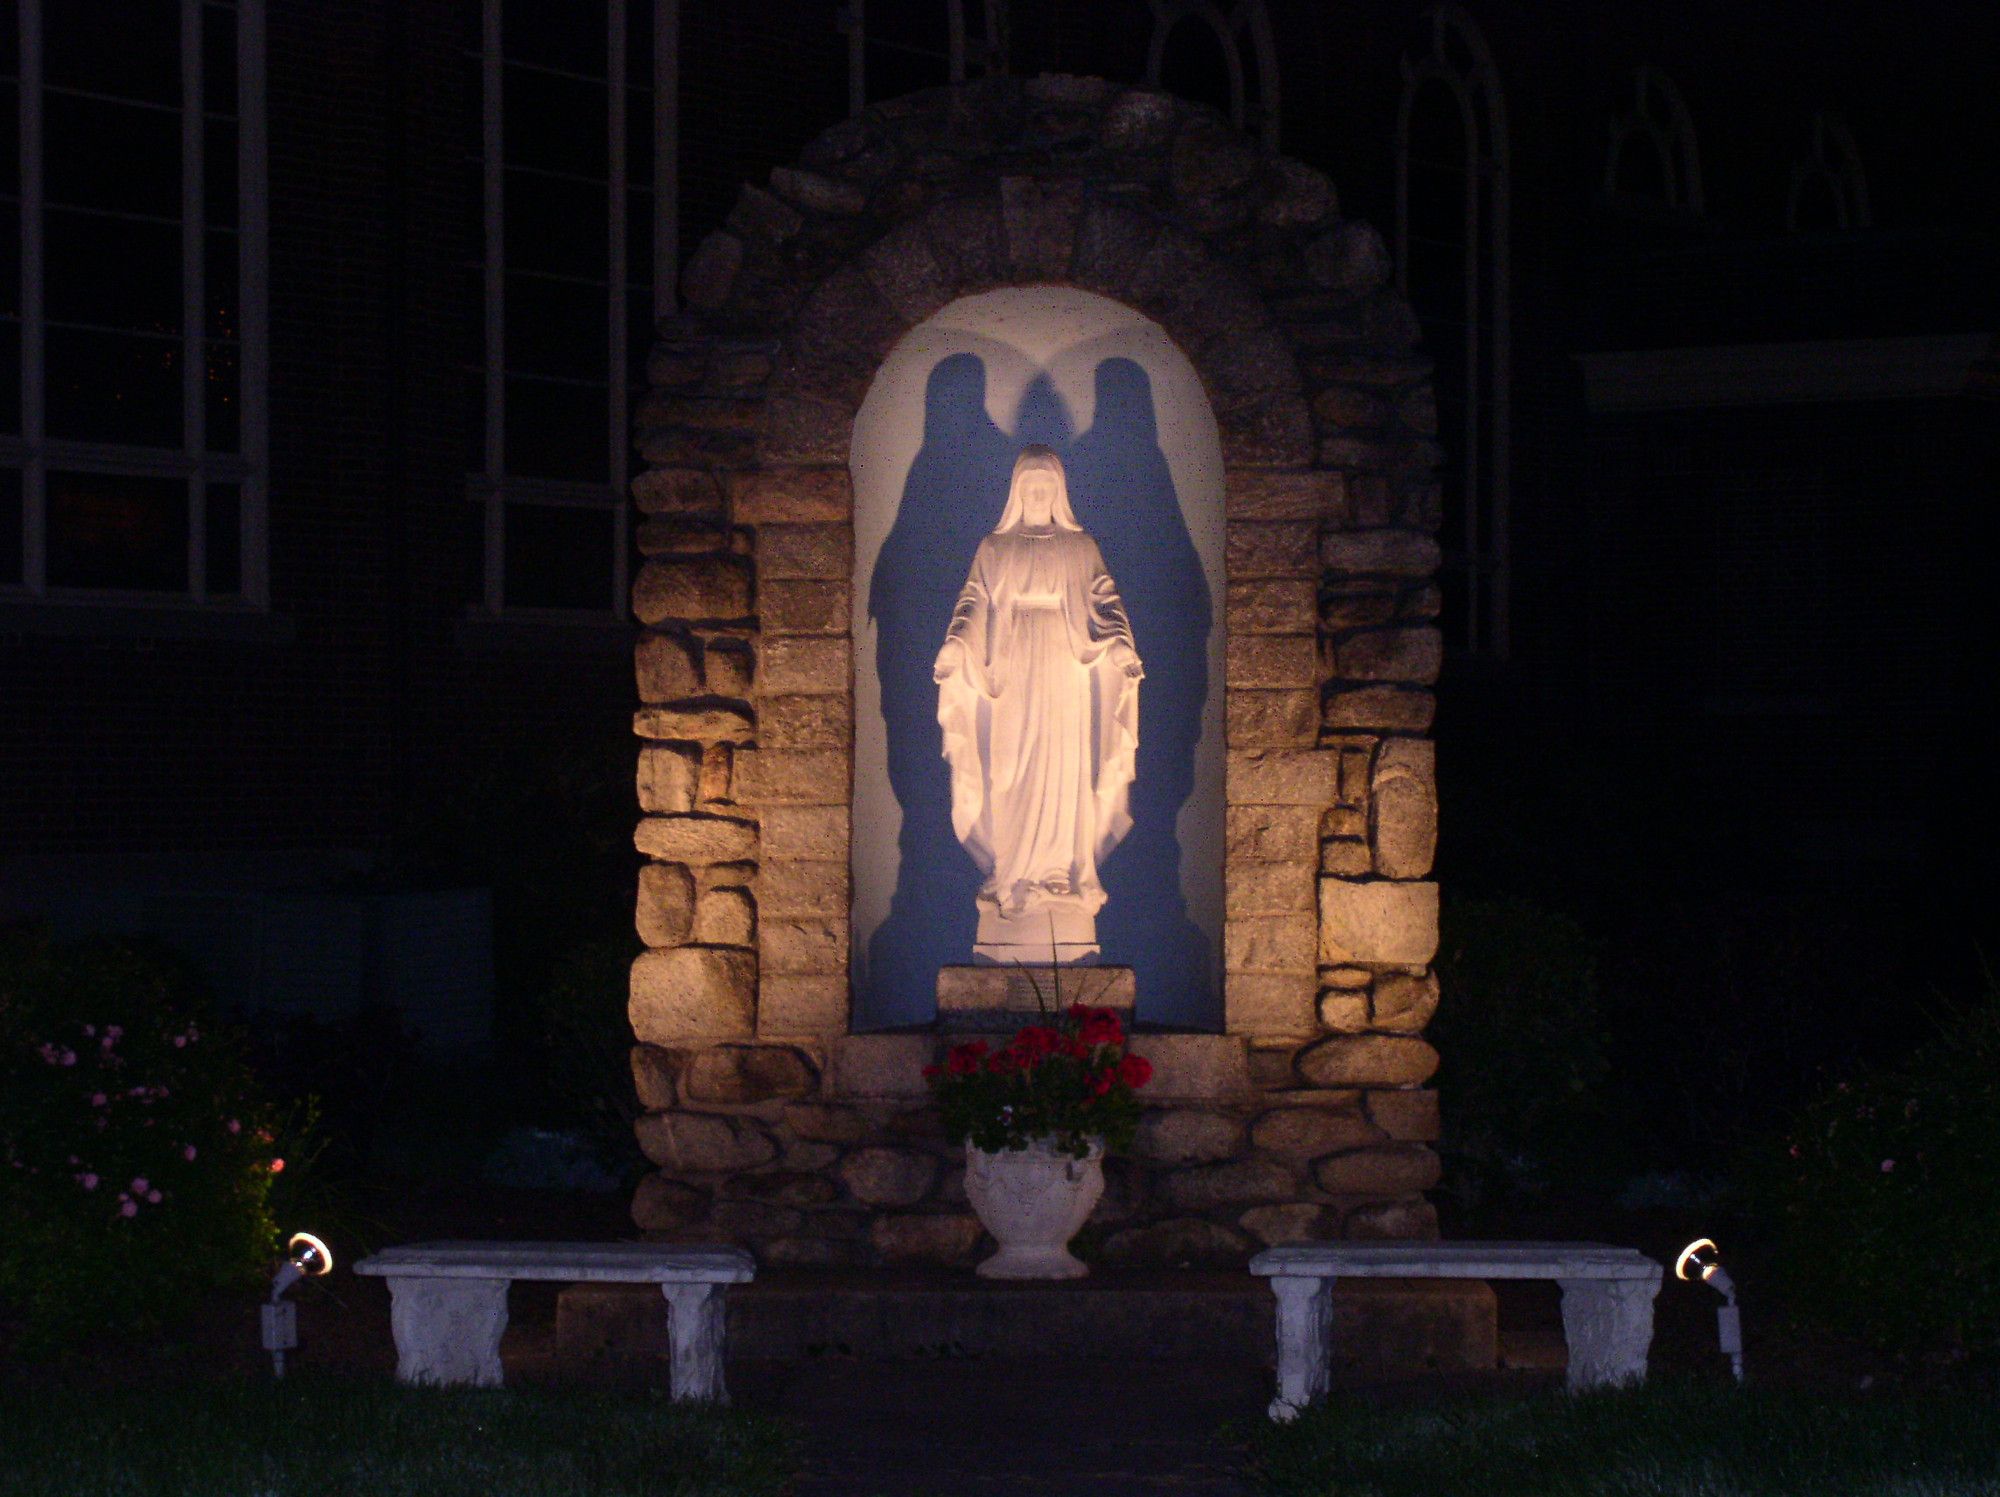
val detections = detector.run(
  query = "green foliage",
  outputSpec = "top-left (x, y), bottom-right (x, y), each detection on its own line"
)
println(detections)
top-left (929, 1005), bottom-right (1153, 1157)
top-left (0, 928), bottom-right (281, 1354)
top-left (1750, 980), bottom-right (2000, 1360)
top-left (517, 934), bottom-right (646, 1178)
top-left (1428, 894), bottom-right (1614, 1199)
top-left (0, 1373), bottom-right (796, 1497)
top-left (1247, 1380), bottom-right (2000, 1496)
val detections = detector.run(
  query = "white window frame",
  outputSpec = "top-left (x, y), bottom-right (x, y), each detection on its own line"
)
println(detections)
top-left (468, 0), bottom-right (679, 620)
top-left (1603, 65), bottom-right (1704, 217)
top-left (1395, 3), bottom-right (1510, 659)
top-left (1787, 113), bottom-right (1869, 233)
top-left (3, 0), bottom-right (269, 609)
top-left (840, 0), bottom-right (1009, 118)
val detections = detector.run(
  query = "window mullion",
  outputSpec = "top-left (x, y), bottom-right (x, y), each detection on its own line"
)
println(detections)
top-left (482, 0), bottom-right (505, 614)
top-left (183, 0), bottom-right (207, 600)
top-left (608, 0), bottom-right (628, 617)
top-left (654, 0), bottom-right (678, 323)
top-left (240, 0), bottom-right (269, 606)
top-left (20, 0), bottom-right (46, 596)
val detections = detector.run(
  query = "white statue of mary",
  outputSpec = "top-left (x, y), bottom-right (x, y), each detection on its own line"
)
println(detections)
top-left (933, 445), bottom-right (1143, 962)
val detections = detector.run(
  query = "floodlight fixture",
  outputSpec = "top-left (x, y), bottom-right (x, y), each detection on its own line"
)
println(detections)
top-left (1676, 1237), bottom-right (1744, 1382)
top-left (262, 1231), bottom-right (333, 1378)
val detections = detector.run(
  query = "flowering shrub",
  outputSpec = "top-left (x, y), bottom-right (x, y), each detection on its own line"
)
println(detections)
top-left (0, 929), bottom-right (281, 1353)
top-left (1753, 985), bottom-right (2000, 1360)
top-left (926, 1004), bottom-right (1152, 1157)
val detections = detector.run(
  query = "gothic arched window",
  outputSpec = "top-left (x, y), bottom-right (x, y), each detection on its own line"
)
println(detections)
top-left (1395, 4), bottom-right (1510, 658)
top-left (1144, 0), bottom-right (1280, 149)
top-left (1603, 66), bottom-right (1703, 217)
top-left (1787, 114), bottom-right (1870, 233)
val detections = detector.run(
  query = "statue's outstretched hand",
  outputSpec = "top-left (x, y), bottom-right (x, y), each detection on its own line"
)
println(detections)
top-left (933, 637), bottom-right (963, 683)
top-left (1110, 640), bottom-right (1144, 680)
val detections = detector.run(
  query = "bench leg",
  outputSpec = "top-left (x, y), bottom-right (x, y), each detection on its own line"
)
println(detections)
top-left (661, 1283), bottom-right (729, 1403)
top-left (386, 1277), bottom-right (509, 1387)
top-left (1267, 1274), bottom-right (1335, 1421)
top-left (1558, 1277), bottom-right (1658, 1391)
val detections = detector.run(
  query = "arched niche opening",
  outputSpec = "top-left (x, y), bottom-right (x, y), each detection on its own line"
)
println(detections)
top-left (848, 287), bottom-right (1227, 1031)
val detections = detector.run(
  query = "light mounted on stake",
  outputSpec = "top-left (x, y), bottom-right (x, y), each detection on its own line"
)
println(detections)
top-left (262, 1232), bottom-right (333, 1378)
top-left (1676, 1237), bottom-right (1744, 1382)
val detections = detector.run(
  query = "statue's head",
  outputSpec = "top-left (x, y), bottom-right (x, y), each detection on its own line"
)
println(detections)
top-left (996, 444), bottom-right (1082, 534)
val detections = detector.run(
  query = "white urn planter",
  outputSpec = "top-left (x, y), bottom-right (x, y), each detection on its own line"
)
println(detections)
top-left (963, 1137), bottom-right (1105, 1279)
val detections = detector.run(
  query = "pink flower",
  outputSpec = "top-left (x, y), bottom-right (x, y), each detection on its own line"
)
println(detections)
top-left (60, 1049), bottom-right (76, 1066)
top-left (119, 1201), bottom-right (137, 1218)
top-left (183, 1145), bottom-right (197, 1162)
top-left (78, 1173), bottom-right (98, 1191)
top-left (83, 1025), bottom-right (96, 1037)
top-left (227, 1119), bottom-right (241, 1134)
top-left (173, 1036), bottom-right (186, 1048)
top-left (105, 1025), bottom-right (122, 1041)
top-left (146, 1189), bottom-right (162, 1204)
top-left (1880, 1159), bottom-right (1895, 1173)
top-left (156, 1087), bottom-right (169, 1099)
top-left (90, 1093), bottom-right (107, 1107)
top-left (131, 1177), bottom-right (149, 1193)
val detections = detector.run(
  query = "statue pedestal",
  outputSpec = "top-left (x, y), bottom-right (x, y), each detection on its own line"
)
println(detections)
top-left (973, 901), bottom-right (1101, 964)
top-left (936, 965), bottom-right (1136, 1034)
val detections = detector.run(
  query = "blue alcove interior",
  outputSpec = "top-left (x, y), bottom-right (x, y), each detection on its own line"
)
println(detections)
top-left (857, 351), bottom-right (1218, 1029)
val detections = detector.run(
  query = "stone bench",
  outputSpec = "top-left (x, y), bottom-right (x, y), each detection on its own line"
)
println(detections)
top-left (353, 1241), bottom-right (754, 1399)
top-left (1250, 1241), bottom-right (1664, 1419)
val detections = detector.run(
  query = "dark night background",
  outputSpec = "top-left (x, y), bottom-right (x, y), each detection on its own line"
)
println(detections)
top-left (2, 0), bottom-right (1996, 1187)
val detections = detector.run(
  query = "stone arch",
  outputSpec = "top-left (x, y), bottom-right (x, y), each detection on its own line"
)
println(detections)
top-left (627, 76), bottom-right (1448, 1265)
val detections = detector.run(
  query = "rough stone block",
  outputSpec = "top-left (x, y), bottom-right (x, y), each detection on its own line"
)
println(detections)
top-left (758, 637), bottom-right (851, 695)
top-left (1217, 394), bottom-right (1316, 469)
top-left (770, 165), bottom-right (868, 215)
top-left (728, 468), bottom-right (851, 525)
top-left (840, 1147), bottom-right (938, 1207)
top-left (704, 642), bottom-right (755, 698)
top-left (1102, 1217), bottom-right (1253, 1267)
top-left (1304, 220), bottom-right (1391, 293)
top-left (680, 230), bottom-right (743, 310)
top-left (1161, 1158), bottom-right (1295, 1212)
top-left (1372, 971), bottom-right (1440, 1034)
top-left (781, 1102), bottom-right (873, 1145)
top-left (1322, 685), bottom-right (1436, 732)
top-left (1135, 1034), bottom-right (1251, 1102)
top-left (1320, 838), bottom-right (1373, 877)
top-left (758, 976), bottom-right (849, 1038)
top-left (1225, 521), bottom-right (1319, 579)
top-left (1228, 750), bottom-right (1338, 806)
top-left (761, 917), bottom-right (848, 975)
top-left (633, 705), bottom-right (757, 745)
top-left (1000, 174), bottom-right (1082, 277)
top-left (761, 805), bottom-right (848, 861)
top-left (629, 948), bottom-right (757, 1045)
top-left (1227, 690), bottom-right (1318, 748)
top-left (760, 580), bottom-right (850, 635)
top-left (682, 1045), bottom-right (817, 1106)
top-left (733, 748), bottom-right (850, 806)
top-left (630, 1045), bottom-right (684, 1111)
top-left (1344, 1197), bottom-right (1440, 1240)
top-left (1319, 879), bottom-right (1439, 965)
top-left (1336, 627), bottom-right (1443, 685)
top-left (831, 1034), bottom-right (934, 1099)
top-left (1367, 1088), bottom-right (1441, 1141)
top-left (1296, 1035), bottom-right (1440, 1088)
top-left (758, 859), bottom-right (849, 918)
top-left (1371, 740), bottom-right (1437, 880)
top-left (1227, 973), bottom-right (1318, 1036)
top-left (1223, 861), bottom-right (1316, 918)
top-left (634, 1110), bottom-right (775, 1172)
top-left (759, 694), bottom-right (847, 747)
top-left (698, 744), bottom-right (734, 803)
top-left (636, 746), bottom-right (700, 814)
top-left (1132, 1109), bottom-right (1245, 1166)
top-left (633, 556), bottom-right (753, 624)
top-left (636, 862), bottom-right (696, 948)
top-left (1225, 804), bottom-right (1320, 862)
top-left (762, 394), bottom-right (852, 466)
top-left (632, 467), bottom-right (723, 517)
top-left (1227, 634), bottom-right (1317, 690)
top-left (871, 1213), bottom-right (984, 1265)
top-left (1317, 986), bottom-right (1369, 1032)
top-left (1226, 578), bottom-right (1319, 633)
top-left (708, 1199), bottom-right (803, 1238)
top-left (1251, 1106), bottom-right (1382, 1158)
top-left (1240, 1203), bottom-right (1339, 1247)
top-left (691, 888), bottom-right (755, 948)
top-left (1314, 1145), bottom-right (1442, 1196)
top-left (631, 1172), bottom-right (708, 1230)
top-left (1319, 530), bottom-right (1441, 578)
top-left (634, 815), bottom-right (758, 865)
top-left (1223, 471), bottom-right (1348, 522)
top-left (756, 524), bottom-right (852, 581)
top-left (1227, 916), bottom-right (1317, 974)
top-left (636, 632), bottom-right (701, 702)
top-left (862, 220), bottom-right (953, 325)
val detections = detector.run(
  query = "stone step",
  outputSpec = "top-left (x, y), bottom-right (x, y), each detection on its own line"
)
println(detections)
top-left (556, 1269), bottom-right (1495, 1380)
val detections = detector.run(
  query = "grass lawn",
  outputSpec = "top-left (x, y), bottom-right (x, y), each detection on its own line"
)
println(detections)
top-left (1247, 1380), bottom-right (2000, 1496)
top-left (0, 1373), bottom-right (794, 1497)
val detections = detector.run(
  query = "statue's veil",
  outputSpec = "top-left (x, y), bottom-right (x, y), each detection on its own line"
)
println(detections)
top-left (992, 444), bottom-right (1083, 533)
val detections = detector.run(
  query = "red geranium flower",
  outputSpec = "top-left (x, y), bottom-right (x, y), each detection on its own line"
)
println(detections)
top-left (1117, 1053), bottom-right (1153, 1089)
top-left (945, 1040), bottom-right (989, 1077)
top-left (1078, 1008), bottom-right (1124, 1048)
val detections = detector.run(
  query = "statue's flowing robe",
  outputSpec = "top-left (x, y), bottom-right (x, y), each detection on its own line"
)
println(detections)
top-left (936, 527), bottom-right (1140, 922)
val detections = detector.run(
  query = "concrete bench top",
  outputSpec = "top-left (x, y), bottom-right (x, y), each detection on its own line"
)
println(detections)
top-left (353, 1241), bottom-right (756, 1285)
top-left (1250, 1242), bottom-right (1661, 1281)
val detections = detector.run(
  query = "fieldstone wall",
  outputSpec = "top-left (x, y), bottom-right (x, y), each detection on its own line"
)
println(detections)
top-left (626, 75), bottom-right (1445, 1266)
